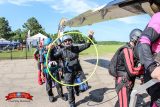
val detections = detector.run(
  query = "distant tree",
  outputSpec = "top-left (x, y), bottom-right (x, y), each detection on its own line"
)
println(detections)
top-left (97, 41), bottom-right (126, 45)
top-left (12, 29), bottom-right (23, 42)
top-left (92, 37), bottom-right (97, 44)
top-left (64, 30), bottom-right (85, 43)
top-left (52, 30), bottom-right (97, 44)
top-left (45, 33), bottom-right (53, 38)
top-left (23, 17), bottom-right (46, 36)
top-left (0, 17), bottom-right (12, 39)
top-left (52, 33), bottom-right (57, 40)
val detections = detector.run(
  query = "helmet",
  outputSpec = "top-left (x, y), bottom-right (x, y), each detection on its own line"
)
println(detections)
top-left (44, 38), bottom-right (52, 46)
top-left (62, 35), bottom-right (73, 43)
top-left (129, 29), bottom-right (142, 42)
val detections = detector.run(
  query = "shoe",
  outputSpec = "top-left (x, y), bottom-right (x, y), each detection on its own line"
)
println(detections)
top-left (70, 103), bottom-right (76, 107)
top-left (75, 92), bottom-right (79, 96)
top-left (38, 71), bottom-right (43, 85)
top-left (38, 79), bottom-right (43, 85)
top-left (49, 96), bottom-right (57, 102)
top-left (61, 95), bottom-right (68, 101)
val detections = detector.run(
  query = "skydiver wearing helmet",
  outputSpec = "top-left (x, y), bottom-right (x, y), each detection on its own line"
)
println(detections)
top-left (40, 38), bottom-right (67, 103)
top-left (51, 32), bottom-right (94, 107)
top-left (109, 28), bottom-right (144, 107)
top-left (134, 12), bottom-right (160, 107)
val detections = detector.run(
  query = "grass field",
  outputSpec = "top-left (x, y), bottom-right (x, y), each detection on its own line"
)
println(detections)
top-left (0, 48), bottom-right (35, 59)
top-left (0, 44), bottom-right (123, 59)
top-left (80, 44), bottom-right (123, 56)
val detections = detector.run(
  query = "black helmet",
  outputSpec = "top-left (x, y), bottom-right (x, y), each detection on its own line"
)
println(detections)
top-left (62, 35), bottom-right (73, 43)
top-left (129, 29), bottom-right (142, 42)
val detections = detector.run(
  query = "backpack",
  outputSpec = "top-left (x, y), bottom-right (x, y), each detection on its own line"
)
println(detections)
top-left (109, 44), bottom-right (144, 77)
top-left (75, 75), bottom-right (88, 92)
top-left (109, 45), bottom-right (129, 77)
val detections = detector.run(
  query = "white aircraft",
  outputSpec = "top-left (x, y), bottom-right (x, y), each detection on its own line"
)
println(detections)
top-left (63, 0), bottom-right (160, 27)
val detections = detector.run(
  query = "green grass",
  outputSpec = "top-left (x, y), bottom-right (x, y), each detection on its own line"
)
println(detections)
top-left (0, 48), bottom-right (36, 59)
top-left (0, 45), bottom-right (123, 59)
top-left (80, 44), bottom-right (123, 56)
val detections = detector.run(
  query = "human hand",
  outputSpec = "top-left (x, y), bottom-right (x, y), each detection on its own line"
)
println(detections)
top-left (151, 66), bottom-right (160, 80)
top-left (60, 18), bottom-right (67, 26)
top-left (59, 70), bottom-right (63, 76)
top-left (41, 72), bottom-right (45, 81)
top-left (48, 61), bottom-right (57, 67)
top-left (88, 30), bottom-right (94, 39)
top-left (48, 43), bottom-right (55, 49)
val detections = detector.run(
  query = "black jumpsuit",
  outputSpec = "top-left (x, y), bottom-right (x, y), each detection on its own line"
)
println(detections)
top-left (53, 43), bottom-right (91, 105)
top-left (115, 43), bottom-right (143, 107)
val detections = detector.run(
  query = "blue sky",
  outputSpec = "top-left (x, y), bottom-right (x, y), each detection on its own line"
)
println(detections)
top-left (0, 0), bottom-right (151, 41)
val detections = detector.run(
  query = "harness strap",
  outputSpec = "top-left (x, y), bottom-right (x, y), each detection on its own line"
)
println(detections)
top-left (116, 77), bottom-right (128, 93)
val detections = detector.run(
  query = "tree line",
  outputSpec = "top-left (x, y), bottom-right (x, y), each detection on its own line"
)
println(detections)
top-left (97, 41), bottom-right (126, 45)
top-left (0, 17), bottom-right (96, 44)
top-left (0, 17), bottom-right (47, 42)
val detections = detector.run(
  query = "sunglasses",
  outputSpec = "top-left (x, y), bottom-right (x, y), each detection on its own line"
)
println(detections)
top-left (64, 39), bottom-right (72, 42)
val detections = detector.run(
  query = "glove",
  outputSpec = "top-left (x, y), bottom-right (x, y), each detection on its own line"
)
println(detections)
top-left (60, 18), bottom-right (67, 26)
top-left (87, 30), bottom-right (94, 44)
top-left (88, 35), bottom-right (93, 40)
top-left (151, 66), bottom-right (160, 80)
top-left (48, 61), bottom-right (57, 68)
top-left (88, 30), bottom-right (94, 40)
top-left (48, 43), bottom-right (54, 49)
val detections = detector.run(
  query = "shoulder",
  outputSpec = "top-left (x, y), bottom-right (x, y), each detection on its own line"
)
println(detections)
top-left (148, 12), bottom-right (160, 34)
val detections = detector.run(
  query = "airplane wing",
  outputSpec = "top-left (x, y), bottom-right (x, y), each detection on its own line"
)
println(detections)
top-left (64, 0), bottom-right (158, 27)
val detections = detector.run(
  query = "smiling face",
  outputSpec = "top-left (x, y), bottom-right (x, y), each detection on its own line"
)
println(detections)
top-left (63, 39), bottom-right (72, 46)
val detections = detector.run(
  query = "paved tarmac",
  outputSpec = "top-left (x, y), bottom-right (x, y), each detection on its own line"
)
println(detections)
top-left (0, 56), bottom-right (150, 107)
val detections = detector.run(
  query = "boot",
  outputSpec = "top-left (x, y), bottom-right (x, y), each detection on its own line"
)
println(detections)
top-left (69, 103), bottom-right (76, 107)
top-left (38, 70), bottom-right (43, 85)
top-left (75, 91), bottom-right (79, 96)
top-left (60, 94), bottom-right (68, 101)
top-left (49, 96), bottom-right (57, 102)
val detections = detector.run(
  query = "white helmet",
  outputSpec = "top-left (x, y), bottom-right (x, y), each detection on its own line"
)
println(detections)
top-left (62, 35), bottom-right (73, 43)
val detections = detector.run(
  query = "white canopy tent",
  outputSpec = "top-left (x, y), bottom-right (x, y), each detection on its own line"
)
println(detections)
top-left (0, 38), bottom-right (14, 49)
top-left (0, 38), bottom-right (11, 43)
top-left (0, 38), bottom-right (12, 50)
top-left (27, 33), bottom-right (48, 46)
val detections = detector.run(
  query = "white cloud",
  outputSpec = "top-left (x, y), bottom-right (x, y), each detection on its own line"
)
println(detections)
top-left (52, 5), bottom-right (61, 10)
top-left (0, 0), bottom-right (99, 14)
top-left (117, 17), bottom-right (135, 24)
top-left (116, 15), bottom-right (150, 24)
top-left (0, 0), bottom-right (54, 6)
top-left (0, 0), bottom-right (6, 4)
top-left (51, 0), bottom-right (99, 14)
top-left (7, 0), bottom-right (29, 6)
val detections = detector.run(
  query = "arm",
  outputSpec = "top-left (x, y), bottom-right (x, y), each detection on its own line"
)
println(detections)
top-left (137, 43), bottom-right (156, 73)
top-left (57, 18), bottom-right (66, 45)
top-left (138, 12), bottom-right (160, 73)
top-left (33, 49), bottom-right (39, 60)
top-left (52, 48), bottom-right (62, 58)
top-left (122, 48), bottom-right (143, 76)
top-left (76, 43), bottom-right (91, 53)
top-left (76, 30), bottom-right (94, 52)
top-left (39, 49), bottom-right (45, 72)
